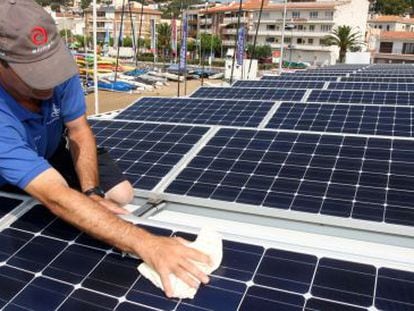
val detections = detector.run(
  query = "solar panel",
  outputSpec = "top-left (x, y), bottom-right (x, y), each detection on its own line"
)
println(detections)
top-left (1, 204), bottom-right (413, 311)
top-left (261, 75), bottom-right (339, 81)
top-left (114, 97), bottom-right (274, 127)
top-left (266, 102), bottom-right (414, 137)
top-left (340, 76), bottom-right (414, 83)
top-left (307, 90), bottom-right (414, 106)
top-left (328, 82), bottom-right (414, 92)
top-left (165, 128), bottom-right (414, 227)
top-left (352, 73), bottom-right (414, 78)
top-left (232, 80), bottom-right (325, 89)
top-left (190, 87), bottom-right (305, 101)
top-left (0, 196), bottom-right (23, 221)
top-left (282, 72), bottom-right (348, 76)
top-left (89, 120), bottom-right (209, 190)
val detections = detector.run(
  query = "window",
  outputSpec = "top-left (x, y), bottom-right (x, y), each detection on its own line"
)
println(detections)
top-left (284, 37), bottom-right (291, 43)
top-left (297, 25), bottom-right (304, 31)
top-left (379, 25), bottom-right (383, 29)
top-left (266, 37), bottom-right (275, 43)
top-left (321, 25), bottom-right (332, 32)
top-left (379, 42), bottom-right (393, 53)
top-left (308, 38), bottom-right (314, 44)
top-left (310, 12), bottom-right (318, 19)
top-left (266, 25), bottom-right (276, 30)
top-left (403, 43), bottom-right (414, 54)
top-left (97, 12), bottom-right (105, 17)
top-left (309, 25), bottom-right (315, 32)
top-left (325, 11), bottom-right (333, 19)
top-left (386, 25), bottom-right (390, 31)
top-left (292, 11), bottom-right (300, 18)
top-left (297, 38), bottom-right (303, 44)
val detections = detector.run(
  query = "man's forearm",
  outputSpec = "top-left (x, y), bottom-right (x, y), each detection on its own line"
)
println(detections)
top-left (68, 125), bottom-right (99, 191)
top-left (32, 178), bottom-right (150, 254)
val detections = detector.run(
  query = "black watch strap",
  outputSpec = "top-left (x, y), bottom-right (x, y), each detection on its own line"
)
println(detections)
top-left (83, 186), bottom-right (105, 198)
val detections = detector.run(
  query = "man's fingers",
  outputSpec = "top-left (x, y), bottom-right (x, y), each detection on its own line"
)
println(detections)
top-left (185, 247), bottom-right (213, 266)
top-left (173, 266), bottom-right (200, 288)
top-left (180, 258), bottom-right (210, 284)
top-left (159, 269), bottom-right (173, 298)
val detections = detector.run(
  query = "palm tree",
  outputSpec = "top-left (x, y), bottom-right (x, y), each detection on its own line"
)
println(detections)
top-left (324, 25), bottom-right (364, 63)
top-left (157, 23), bottom-right (172, 61)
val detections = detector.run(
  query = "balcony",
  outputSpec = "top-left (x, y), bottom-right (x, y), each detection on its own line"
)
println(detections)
top-left (222, 39), bottom-right (236, 46)
top-left (222, 16), bottom-right (249, 25)
top-left (222, 28), bottom-right (237, 35)
top-left (254, 30), bottom-right (330, 37)
top-left (199, 18), bottom-right (212, 25)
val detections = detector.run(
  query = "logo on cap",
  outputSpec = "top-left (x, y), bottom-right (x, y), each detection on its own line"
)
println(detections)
top-left (31, 26), bottom-right (48, 46)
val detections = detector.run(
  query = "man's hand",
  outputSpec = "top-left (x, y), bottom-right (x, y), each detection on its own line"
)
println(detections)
top-left (138, 234), bottom-right (213, 298)
top-left (89, 194), bottom-right (129, 215)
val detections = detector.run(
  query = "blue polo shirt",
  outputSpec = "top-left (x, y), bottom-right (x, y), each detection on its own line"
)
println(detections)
top-left (0, 75), bottom-right (86, 189)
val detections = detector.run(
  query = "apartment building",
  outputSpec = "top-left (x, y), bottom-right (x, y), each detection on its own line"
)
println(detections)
top-left (371, 31), bottom-right (414, 63)
top-left (368, 15), bottom-right (414, 32)
top-left (199, 0), bottom-right (369, 65)
top-left (84, 3), bottom-right (161, 43)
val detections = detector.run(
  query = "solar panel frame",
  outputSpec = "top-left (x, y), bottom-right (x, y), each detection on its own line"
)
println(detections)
top-left (89, 119), bottom-right (210, 191)
top-left (163, 128), bottom-right (414, 233)
top-left (113, 97), bottom-right (276, 128)
top-left (1, 204), bottom-right (413, 311)
top-left (190, 87), bottom-right (306, 101)
top-left (307, 90), bottom-right (414, 106)
top-left (265, 102), bottom-right (414, 137)
top-left (328, 82), bottom-right (414, 92)
top-left (261, 75), bottom-right (339, 81)
top-left (340, 76), bottom-right (414, 83)
top-left (232, 80), bottom-right (325, 89)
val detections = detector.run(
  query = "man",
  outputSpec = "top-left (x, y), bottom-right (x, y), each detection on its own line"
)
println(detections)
top-left (0, 0), bottom-right (211, 297)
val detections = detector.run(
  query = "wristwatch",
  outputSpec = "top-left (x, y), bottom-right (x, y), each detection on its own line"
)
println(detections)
top-left (83, 186), bottom-right (105, 198)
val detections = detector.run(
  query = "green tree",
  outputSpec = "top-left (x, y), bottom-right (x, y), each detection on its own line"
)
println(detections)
top-left (80, 0), bottom-right (92, 10)
top-left (200, 33), bottom-right (221, 57)
top-left (123, 36), bottom-right (133, 47)
top-left (157, 23), bottom-right (172, 59)
top-left (323, 25), bottom-right (364, 63)
top-left (374, 0), bottom-right (410, 14)
top-left (247, 44), bottom-right (272, 59)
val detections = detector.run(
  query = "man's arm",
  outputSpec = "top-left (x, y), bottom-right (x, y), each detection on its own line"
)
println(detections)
top-left (25, 168), bottom-right (211, 297)
top-left (65, 115), bottom-right (99, 192)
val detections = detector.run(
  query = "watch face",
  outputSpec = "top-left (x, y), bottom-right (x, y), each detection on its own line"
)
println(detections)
top-left (85, 187), bottom-right (105, 198)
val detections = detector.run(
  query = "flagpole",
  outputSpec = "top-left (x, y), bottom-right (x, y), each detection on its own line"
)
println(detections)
top-left (92, 0), bottom-right (99, 114)
top-left (279, 0), bottom-right (287, 74)
top-left (230, 0), bottom-right (243, 84)
top-left (115, 0), bottom-right (126, 82)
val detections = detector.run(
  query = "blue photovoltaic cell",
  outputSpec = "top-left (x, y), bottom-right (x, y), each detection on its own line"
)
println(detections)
top-left (232, 80), bottom-right (325, 89)
top-left (89, 120), bottom-right (209, 190)
top-left (312, 258), bottom-right (376, 307)
top-left (0, 196), bottom-right (23, 220)
top-left (0, 204), bottom-right (413, 310)
top-left (328, 82), bottom-right (414, 92)
top-left (266, 102), bottom-right (414, 137)
top-left (114, 97), bottom-right (274, 127)
top-left (262, 75), bottom-right (339, 81)
top-left (190, 87), bottom-right (305, 101)
top-left (341, 76), bottom-right (414, 83)
top-left (282, 72), bottom-right (348, 76)
top-left (352, 73), bottom-right (414, 77)
top-left (165, 128), bottom-right (414, 227)
top-left (307, 90), bottom-right (414, 105)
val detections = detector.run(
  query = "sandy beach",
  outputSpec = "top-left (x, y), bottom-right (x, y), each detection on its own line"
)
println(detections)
top-left (85, 79), bottom-right (224, 116)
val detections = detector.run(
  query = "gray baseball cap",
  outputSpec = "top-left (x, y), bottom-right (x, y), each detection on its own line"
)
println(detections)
top-left (0, 0), bottom-right (78, 90)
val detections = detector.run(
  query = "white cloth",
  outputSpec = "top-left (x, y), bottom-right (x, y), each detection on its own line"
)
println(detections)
top-left (138, 227), bottom-right (223, 299)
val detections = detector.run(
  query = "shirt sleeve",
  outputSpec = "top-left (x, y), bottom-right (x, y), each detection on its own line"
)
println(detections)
top-left (0, 123), bottom-right (51, 189)
top-left (59, 75), bottom-right (87, 123)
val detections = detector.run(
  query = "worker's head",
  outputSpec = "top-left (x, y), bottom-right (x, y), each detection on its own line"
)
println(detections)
top-left (0, 0), bottom-right (78, 98)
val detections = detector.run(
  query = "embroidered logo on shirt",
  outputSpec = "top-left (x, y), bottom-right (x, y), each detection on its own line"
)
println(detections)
top-left (51, 103), bottom-right (60, 118)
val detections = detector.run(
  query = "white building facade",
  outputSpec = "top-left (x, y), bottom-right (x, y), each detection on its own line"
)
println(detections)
top-left (201, 0), bottom-right (369, 66)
